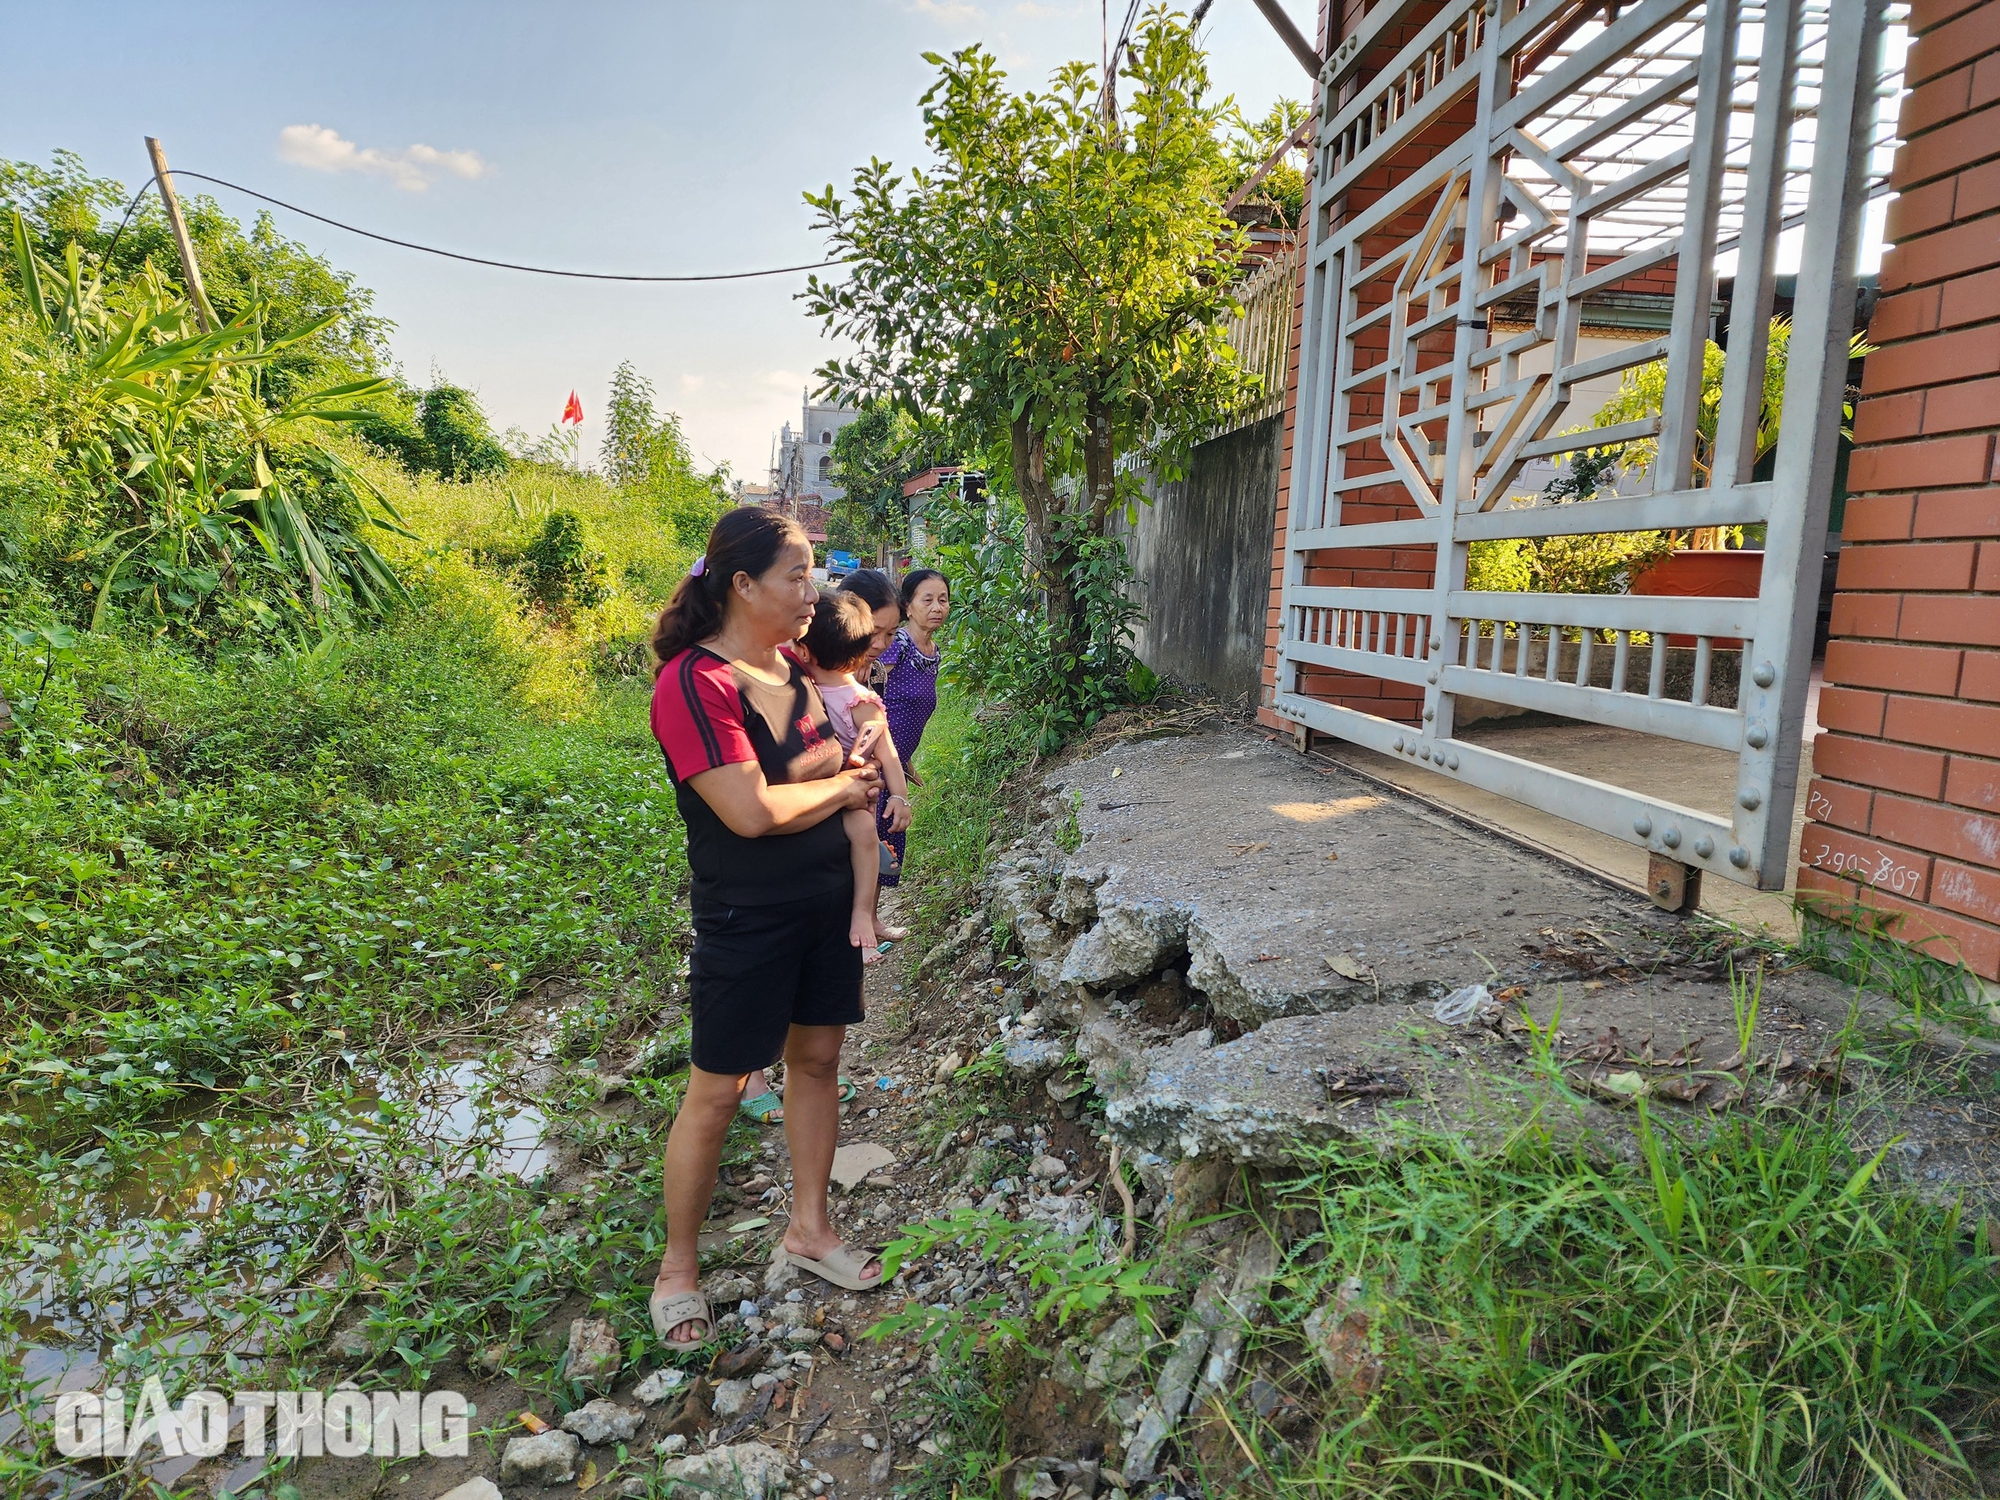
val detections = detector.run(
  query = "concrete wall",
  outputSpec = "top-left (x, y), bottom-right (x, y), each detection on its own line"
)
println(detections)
top-left (1796, 0), bottom-right (2000, 981)
top-left (1123, 414), bottom-right (1284, 703)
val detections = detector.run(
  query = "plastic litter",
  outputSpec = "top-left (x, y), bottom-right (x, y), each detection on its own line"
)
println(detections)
top-left (1434, 983), bottom-right (1496, 1026)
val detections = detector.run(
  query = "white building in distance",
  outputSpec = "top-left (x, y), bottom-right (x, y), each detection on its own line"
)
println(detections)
top-left (772, 393), bottom-right (859, 504)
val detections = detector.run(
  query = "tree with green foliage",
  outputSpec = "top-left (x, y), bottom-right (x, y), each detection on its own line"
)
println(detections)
top-left (1225, 97), bottom-right (1309, 230)
top-left (826, 397), bottom-right (950, 556)
top-left (353, 380), bottom-right (510, 482)
top-left (804, 6), bottom-right (1250, 704)
top-left (418, 385), bottom-right (510, 480)
top-left (593, 360), bottom-right (731, 548)
top-left (600, 361), bottom-right (667, 487)
top-left (2, 150), bottom-right (390, 398)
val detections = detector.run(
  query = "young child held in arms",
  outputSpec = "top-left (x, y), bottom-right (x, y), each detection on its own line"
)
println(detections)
top-left (800, 590), bottom-right (912, 961)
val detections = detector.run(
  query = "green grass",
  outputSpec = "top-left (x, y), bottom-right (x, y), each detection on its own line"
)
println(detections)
top-left (1189, 1103), bottom-right (2000, 1500)
top-left (0, 483), bottom-right (713, 1494)
top-left (898, 689), bottom-right (1034, 943)
top-left (0, 614), bottom-right (685, 1189)
top-left (897, 1100), bottom-right (2000, 1500)
top-left (1796, 904), bottom-right (2000, 1046)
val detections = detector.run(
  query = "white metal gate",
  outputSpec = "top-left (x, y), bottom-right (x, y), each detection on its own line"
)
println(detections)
top-left (1273, 0), bottom-right (1891, 894)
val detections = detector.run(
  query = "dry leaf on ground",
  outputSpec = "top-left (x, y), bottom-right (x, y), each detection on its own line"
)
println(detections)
top-left (1324, 952), bottom-right (1370, 981)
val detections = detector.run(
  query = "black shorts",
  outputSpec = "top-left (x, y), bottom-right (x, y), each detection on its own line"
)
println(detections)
top-left (687, 889), bottom-right (865, 1074)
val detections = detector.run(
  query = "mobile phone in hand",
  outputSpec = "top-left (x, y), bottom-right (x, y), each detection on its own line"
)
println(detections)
top-left (848, 721), bottom-right (884, 767)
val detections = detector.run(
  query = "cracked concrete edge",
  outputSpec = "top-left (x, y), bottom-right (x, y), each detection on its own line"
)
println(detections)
top-left (984, 816), bottom-right (1607, 1174)
top-left (982, 743), bottom-right (1998, 1214)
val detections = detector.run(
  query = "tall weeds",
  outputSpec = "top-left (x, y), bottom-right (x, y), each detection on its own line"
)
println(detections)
top-left (1237, 1110), bottom-right (2000, 1499)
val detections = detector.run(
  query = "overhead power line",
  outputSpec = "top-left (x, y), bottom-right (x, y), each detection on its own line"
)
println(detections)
top-left (162, 169), bottom-right (848, 283)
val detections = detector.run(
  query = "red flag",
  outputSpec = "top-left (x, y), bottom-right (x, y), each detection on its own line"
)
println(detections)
top-left (561, 390), bottom-right (584, 426)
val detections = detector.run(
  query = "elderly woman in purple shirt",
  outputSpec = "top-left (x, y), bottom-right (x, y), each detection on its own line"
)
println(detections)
top-left (868, 569), bottom-right (948, 886)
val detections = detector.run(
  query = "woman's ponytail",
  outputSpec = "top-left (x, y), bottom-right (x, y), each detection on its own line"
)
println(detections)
top-left (652, 507), bottom-right (810, 671)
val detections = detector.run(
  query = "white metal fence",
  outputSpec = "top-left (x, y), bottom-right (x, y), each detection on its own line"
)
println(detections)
top-left (1220, 243), bottom-right (1301, 432)
top-left (1274, 0), bottom-right (1896, 894)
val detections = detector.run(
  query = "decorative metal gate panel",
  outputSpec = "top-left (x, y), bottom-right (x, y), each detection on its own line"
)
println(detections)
top-left (1274, 0), bottom-right (1892, 892)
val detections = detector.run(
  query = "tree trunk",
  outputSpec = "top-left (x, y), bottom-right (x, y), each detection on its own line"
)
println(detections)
top-left (1011, 413), bottom-right (1074, 636)
top-left (1084, 398), bottom-right (1117, 533)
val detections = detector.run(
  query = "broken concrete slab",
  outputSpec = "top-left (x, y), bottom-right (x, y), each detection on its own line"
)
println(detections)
top-left (985, 725), bottom-right (1998, 1208)
top-left (829, 1143), bottom-right (895, 1190)
top-left (1060, 898), bottom-right (1189, 990)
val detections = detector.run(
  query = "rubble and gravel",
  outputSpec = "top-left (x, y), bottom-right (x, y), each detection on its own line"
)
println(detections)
top-left (500, 1429), bottom-right (581, 1487)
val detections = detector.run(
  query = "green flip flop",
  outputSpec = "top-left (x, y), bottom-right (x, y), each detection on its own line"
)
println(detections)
top-left (741, 1082), bottom-right (855, 1120)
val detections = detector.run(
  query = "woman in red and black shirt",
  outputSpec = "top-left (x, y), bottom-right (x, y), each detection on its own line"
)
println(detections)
top-left (646, 509), bottom-right (886, 1349)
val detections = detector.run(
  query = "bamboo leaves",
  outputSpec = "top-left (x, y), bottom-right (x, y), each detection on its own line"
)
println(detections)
top-left (8, 208), bottom-right (409, 636)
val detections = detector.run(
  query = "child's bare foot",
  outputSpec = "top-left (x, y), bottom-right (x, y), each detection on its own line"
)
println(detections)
top-left (876, 922), bottom-right (909, 942)
top-left (852, 913), bottom-right (881, 964)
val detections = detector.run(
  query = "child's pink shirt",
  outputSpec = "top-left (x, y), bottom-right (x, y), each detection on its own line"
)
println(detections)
top-left (815, 678), bottom-right (883, 754)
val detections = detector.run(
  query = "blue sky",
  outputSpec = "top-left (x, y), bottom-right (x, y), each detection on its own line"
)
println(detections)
top-left (3, 1), bottom-right (1312, 481)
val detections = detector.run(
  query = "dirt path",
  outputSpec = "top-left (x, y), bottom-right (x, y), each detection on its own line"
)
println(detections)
top-left (263, 888), bottom-right (1086, 1500)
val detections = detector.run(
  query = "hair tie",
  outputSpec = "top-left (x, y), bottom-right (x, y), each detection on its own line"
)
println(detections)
top-left (689, 555), bottom-right (707, 578)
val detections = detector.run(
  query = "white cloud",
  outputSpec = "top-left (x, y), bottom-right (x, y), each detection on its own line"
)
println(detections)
top-left (762, 369), bottom-right (807, 391)
top-left (911, 0), bottom-right (982, 19)
top-left (679, 373), bottom-right (707, 393)
top-left (277, 124), bottom-right (487, 191)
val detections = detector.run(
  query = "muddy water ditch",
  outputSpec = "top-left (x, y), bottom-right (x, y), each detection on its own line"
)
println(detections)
top-left (1, 1042), bottom-right (562, 1480)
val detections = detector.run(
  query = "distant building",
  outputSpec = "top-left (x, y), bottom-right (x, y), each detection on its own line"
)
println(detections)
top-left (745, 391), bottom-right (858, 548)
top-left (773, 393), bottom-right (860, 507)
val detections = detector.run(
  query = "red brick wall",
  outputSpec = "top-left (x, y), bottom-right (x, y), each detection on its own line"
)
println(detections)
top-left (1796, 0), bottom-right (2000, 980)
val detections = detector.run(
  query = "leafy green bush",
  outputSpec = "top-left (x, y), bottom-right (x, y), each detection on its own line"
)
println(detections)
top-left (927, 480), bottom-right (1143, 752)
top-left (419, 384), bottom-right (511, 480)
top-left (1465, 527), bottom-right (1673, 600)
top-left (521, 508), bottom-right (609, 611)
top-left (1465, 536), bottom-right (1532, 593)
top-left (5, 213), bottom-right (410, 640)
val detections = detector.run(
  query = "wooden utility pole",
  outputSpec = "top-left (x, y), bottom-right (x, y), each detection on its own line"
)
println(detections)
top-left (144, 136), bottom-right (217, 332)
